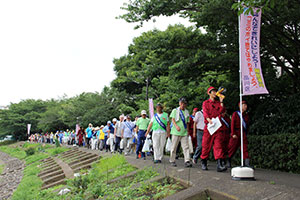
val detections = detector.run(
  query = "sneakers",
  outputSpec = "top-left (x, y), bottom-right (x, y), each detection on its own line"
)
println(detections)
top-left (185, 161), bottom-right (192, 168)
top-left (192, 158), bottom-right (197, 164)
top-left (170, 162), bottom-right (177, 167)
top-left (201, 159), bottom-right (208, 170)
top-left (154, 160), bottom-right (161, 164)
top-left (136, 155), bottom-right (139, 159)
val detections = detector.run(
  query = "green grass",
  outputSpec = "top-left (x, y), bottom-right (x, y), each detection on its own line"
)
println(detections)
top-left (0, 142), bottom-right (69, 200)
top-left (0, 146), bottom-right (26, 160)
top-left (11, 161), bottom-right (43, 200)
top-left (45, 147), bottom-right (69, 156)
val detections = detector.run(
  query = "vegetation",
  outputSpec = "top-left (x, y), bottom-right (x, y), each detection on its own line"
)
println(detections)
top-left (37, 155), bottom-right (184, 200)
top-left (0, 142), bottom-right (69, 200)
top-left (11, 161), bottom-right (43, 200)
top-left (231, 134), bottom-right (300, 173)
top-left (0, 0), bottom-right (298, 172)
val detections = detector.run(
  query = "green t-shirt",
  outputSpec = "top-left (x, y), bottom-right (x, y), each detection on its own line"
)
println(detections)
top-left (170, 108), bottom-right (190, 136)
top-left (136, 117), bottom-right (150, 130)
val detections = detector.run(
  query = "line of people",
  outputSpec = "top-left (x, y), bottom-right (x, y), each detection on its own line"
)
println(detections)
top-left (29, 86), bottom-right (250, 172)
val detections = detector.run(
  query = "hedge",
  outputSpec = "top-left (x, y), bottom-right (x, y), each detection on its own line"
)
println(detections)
top-left (231, 133), bottom-right (300, 173)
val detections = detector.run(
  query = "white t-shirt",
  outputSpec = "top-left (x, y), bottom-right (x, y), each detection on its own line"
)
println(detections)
top-left (194, 111), bottom-right (205, 130)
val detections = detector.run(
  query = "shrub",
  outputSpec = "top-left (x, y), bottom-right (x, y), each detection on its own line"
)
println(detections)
top-left (25, 147), bottom-right (35, 156)
top-left (231, 133), bottom-right (300, 173)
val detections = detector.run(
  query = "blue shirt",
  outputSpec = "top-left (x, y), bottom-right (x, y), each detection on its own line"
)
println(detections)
top-left (86, 127), bottom-right (92, 138)
top-left (123, 121), bottom-right (135, 138)
top-left (103, 126), bottom-right (110, 136)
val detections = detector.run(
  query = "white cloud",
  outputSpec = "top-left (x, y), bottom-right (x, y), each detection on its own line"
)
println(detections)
top-left (0, 0), bottom-right (192, 106)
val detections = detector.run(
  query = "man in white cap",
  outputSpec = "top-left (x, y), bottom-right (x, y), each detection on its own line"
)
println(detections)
top-left (146, 103), bottom-right (170, 163)
top-left (136, 110), bottom-right (150, 159)
top-left (169, 97), bottom-right (192, 168)
top-left (114, 115), bottom-right (124, 154)
top-left (122, 115), bottom-right (135, 155)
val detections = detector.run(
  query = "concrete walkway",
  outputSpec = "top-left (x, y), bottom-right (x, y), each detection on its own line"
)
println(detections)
top-left (77, 146), bottom-right (300, 200)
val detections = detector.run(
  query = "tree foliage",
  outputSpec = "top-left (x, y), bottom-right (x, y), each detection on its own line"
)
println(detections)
top-left (0, 1), bottom-right (299, 141)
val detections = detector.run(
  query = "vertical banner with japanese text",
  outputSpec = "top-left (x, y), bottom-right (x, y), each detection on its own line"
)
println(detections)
top-left (27, 124), bottom-right (31, 135)
top-left (240, 8), bottom-right (269, 95)
top-left (148, 98), bottom-right (154, 119)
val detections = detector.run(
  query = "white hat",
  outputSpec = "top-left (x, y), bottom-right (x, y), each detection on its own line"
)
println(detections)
top-left (112, 118), bottom-right (117, 122)
top-left (107, 121), bottom-right (112, 124)
top-left (95, 126), bottom-right (100, 130)
top-left (100, 125), bottom-right (104, 128)
top-left (141, 110), bottom-right (147, 115)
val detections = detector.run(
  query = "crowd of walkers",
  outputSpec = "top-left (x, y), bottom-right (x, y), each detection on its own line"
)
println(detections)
top-left (28, 86), bottom-right (251, 172)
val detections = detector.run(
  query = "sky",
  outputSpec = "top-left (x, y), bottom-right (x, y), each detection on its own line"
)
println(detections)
top-left (0, 0), bottom-right (192, 106)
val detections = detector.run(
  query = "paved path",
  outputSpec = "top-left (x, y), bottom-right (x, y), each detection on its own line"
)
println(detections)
top-left (76, 145), bottom-right (300, 200)
top-left (0, 152), bottom-right (24, 200)
top-left (53, 157), bottom-right (74, 179)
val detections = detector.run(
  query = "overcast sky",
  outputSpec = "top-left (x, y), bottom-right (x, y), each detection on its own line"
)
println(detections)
top-left (0, 0), bottom-right (192, 106)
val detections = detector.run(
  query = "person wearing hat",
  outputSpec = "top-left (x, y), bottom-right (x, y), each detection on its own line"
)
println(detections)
top-left (114, 115), bottom-right (125, 154)
top-left (136, 110), bottom-right (150, 159)
top-left (200, 86), bottom-right (227, 172)
top-left (145, 103), bottom-right (170, 163)
top-left (122, 115), bottom-right (135, 155)
top-left (227, 101), bottom-right (250, 168)
top-left (169, 97), bottom-right (192, 168)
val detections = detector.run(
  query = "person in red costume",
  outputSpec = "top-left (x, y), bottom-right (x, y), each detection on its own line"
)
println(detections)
top-left (227, 101), bottom-right (250, 168)
top-left (219, 111), bottom-right (231, 166)
top-left (200, 86), bottom-right (227, 172)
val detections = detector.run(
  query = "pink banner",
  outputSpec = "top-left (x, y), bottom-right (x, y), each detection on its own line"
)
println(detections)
top-left (240, 8), bottom-right (269, 95)
top-left (148, 98), bottom-right (154, 119)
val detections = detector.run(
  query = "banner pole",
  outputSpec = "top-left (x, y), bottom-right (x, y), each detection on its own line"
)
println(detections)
top-left (238, 0), bottom-right (244, 167)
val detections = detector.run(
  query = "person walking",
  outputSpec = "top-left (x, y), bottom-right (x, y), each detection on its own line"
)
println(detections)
top-left (91, 127), bottom-right (98, 150)
top-left (136, 110), bottom-right (150, 160)
top-left (200, 86), bottom-right (227, 172)
top-left (103, 121), bottom-right (111, 152)
top-left (220, 111), bottom-right (231, 166)
top-left (227, 101), bottom-right (250, 168)
top-left (98, 125), bottom-right (105, 150)
top-left (145, 103), bottom-right (170, 164)
top-left (77, 127), bottom-right (84, 146)
top-left (169, 97), bottom-right (192, 168)
top-left (114, 115), bottom-right (125, 154)
top-left (189, 108), bottom-right (199, 149)
top-left (192, 109), bottom-right (205, 164)
top-left (122, 115), bottom-right (135, 155)
top-left (86, 123), bottom-right (93, 149)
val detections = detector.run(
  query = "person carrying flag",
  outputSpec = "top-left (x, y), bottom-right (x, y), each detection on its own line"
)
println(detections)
top-left (145, 103), bottom-right (170, 164)
top-left (200, 86), bottom-right (227, 172)
top-left (227, 101), bottom-right (250, 168)
top-left (169, 97), bottom-right (192, 168)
